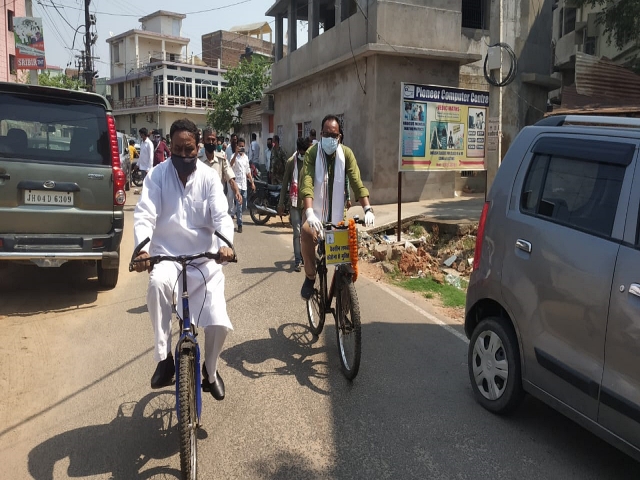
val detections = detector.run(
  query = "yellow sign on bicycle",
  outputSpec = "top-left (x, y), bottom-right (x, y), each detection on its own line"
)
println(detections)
top-left (324, 229), bottom-right (352, 265)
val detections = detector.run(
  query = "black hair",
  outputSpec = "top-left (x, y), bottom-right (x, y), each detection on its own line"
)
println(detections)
top-left (309, 129), bottom-right (316, 137)
top-left (151, 129), bottom-right (160, 136)
top-left (128, 139), bottom-right (135, 145)
top-left (297, 137), bottom-right (311, 151)
top-left (273, 135), bottom-right (280, 143)
top-left (230, 133), bottom-right (237, 139)
top-left (169, 118), bottom-right (200, 145)
top-left (251, 133), bottom-right (257, 140)
top-left (267, 137), bottom-right (273, 142)
top-left (139, 127), bottom-right (148, 136)
top-left (237, 137), bottom-right (246, 145)
top-left (321, 114), bottom-right (344, 139)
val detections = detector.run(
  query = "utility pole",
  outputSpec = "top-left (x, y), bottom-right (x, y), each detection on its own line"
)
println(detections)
top-left (24, 0), bottom-right (38, 85)
top-left (84, 0), bottom-right (93, 91)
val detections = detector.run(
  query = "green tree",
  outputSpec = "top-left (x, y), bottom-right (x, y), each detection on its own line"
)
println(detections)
top-left (573, 0), bottom-right (640, 50)
top-left (206, 57), bottom-right (271, 134)
top-left (38, 71), bottom-right (86, 90)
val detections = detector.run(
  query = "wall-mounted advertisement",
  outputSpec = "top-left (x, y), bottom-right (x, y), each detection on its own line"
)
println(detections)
top-left (13, 17), bottom-right (46, 70)
top-left (400, 83), bottom-right (489, 172)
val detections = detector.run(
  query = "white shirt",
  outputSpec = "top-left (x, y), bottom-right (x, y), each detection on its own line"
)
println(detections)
top-left (265, 148), bottom-right (272, 171)
top-left (250, 140), bottom-right (261, 164)
top-left (231, 152), bottom-right (250, 191)
top-left (225, 144), bottom-right (234, 162)
top-left (139, 137), bottom-right (154, 172)
top-left (312, 139), bottom-right (318, 145)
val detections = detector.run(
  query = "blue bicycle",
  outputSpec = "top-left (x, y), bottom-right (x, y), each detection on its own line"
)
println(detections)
top-left (130, 231), bottom-right (236, 480)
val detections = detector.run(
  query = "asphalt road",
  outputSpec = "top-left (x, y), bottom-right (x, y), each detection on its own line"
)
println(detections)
top-left (0, 194), bottom-right (638, 479)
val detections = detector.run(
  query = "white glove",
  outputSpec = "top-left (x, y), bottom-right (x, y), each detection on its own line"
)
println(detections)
top-left (305, 208), bottom-right (324, 237)
top-left (364, 209), bottom-right (375, 227)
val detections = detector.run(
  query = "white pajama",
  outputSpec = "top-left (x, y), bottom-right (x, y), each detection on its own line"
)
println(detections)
top-left (134, 159), bottom-right (235, 373)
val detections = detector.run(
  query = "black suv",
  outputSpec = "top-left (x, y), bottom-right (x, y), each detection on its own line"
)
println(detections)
top-left (0, 82), bottom-right (126, 288)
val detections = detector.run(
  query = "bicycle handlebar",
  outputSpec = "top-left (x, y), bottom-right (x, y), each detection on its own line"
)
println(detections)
top-left (128, 230), bottom-right (237, 272)
top-left (323, 215), bottom-right (366, 230)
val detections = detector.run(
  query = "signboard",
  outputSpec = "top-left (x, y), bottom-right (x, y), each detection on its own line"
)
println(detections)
top-left (13, 17), bottom-right (46, 70)
top-left (324, 230), bottom-right (352, 265)
top-left (400, 83), bottom-right (489, 171)
top-left (487, 117), bottom-right (499, 152)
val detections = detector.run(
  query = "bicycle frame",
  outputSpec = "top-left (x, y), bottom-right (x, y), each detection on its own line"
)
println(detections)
top-left (316, 238), bottom-right (355, 315)
top-left (174, 259), bottom-right (202, 425)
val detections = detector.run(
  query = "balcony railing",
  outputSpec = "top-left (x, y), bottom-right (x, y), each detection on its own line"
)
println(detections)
top-left (112, 94), bottom-right (215, 110)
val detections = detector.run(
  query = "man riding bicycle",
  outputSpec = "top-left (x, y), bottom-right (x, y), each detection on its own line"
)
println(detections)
top-left (132, 118), bottom-right (234, 401)
top-left (299, 114), bottom-right (375, 300)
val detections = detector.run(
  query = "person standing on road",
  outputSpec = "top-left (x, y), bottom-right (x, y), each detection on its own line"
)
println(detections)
top-left (264, 137), bottom-right (273, 178)
top-left (152, 129), bottom-right (169, 167)
top-left (199, 127), bottom-right (242, 209)
top-left (278, 137), bottom-right (311, 272)
top-left (132, 118), bottom-right (234, 401)
top-left (269, 135), bottom-right (287, 185)
top-left (249, 133), bottom-right (261, 170)
top-left (229, 137), bottom-right (255, 233)
top-left (225, 134), bottom-right (239, 216)
top-left (299, 115), bottom-right (375, 299)
top-left (309, 129), bottom-right (318, 145)
top-left (138, 127), bottom-right (154, 185)
top-left (128, 139), bottom-right (138, 161)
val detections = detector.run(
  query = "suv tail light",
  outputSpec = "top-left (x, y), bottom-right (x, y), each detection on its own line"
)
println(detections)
top-left (473, 201), bottom-right (490, 271)
top-left (107, 114), bottom-right (126, 206)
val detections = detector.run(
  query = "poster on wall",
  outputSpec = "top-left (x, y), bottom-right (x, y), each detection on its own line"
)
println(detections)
top-left (400, 83), bottom-right (489, 172)
top-left (13, 17), bottom-right (46, 70)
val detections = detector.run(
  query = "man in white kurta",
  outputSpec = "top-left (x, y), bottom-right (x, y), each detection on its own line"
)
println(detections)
top-left (134, 120), bottom-right (234, 399)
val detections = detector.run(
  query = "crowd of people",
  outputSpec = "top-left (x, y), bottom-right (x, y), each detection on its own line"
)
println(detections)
top-left (131, 116), bottom-right (374, 401)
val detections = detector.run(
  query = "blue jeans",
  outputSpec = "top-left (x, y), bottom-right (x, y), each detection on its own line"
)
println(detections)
top-left (290, 207), bottom-right (303, 265)
top-left (235, 189), bottom-right (247, 227)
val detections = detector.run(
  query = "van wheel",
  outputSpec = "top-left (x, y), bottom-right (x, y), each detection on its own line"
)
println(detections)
top-left (97, 261), bottom-right (119, 289)
top-left (468, 317), bottom-right (523, 414)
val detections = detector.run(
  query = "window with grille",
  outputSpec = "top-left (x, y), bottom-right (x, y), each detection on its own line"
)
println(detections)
top-left (462, 0), bottom-right (485, 29)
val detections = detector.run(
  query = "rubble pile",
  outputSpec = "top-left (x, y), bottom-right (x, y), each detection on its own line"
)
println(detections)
top-left (360, 220), bottom-right (478, 287)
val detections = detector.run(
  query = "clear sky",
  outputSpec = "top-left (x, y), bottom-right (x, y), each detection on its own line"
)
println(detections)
top-left (33, 0), bottom-right (305, 77)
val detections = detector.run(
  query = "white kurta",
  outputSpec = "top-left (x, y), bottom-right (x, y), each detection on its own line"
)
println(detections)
top-left (134, 159), bottom-right (235, 331)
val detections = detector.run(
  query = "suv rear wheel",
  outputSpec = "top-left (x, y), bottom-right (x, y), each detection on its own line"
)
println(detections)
top-left (468, 317), bottom-right (523, 414)
top-left (97, 250), bottom-right (119, 289)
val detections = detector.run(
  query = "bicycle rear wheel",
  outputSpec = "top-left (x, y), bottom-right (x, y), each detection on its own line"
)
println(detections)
top-left (306, 269), bottom-right (326, 336)
top-left (178, 350), bottom-right (197, 480)
top-left (335, 277), bottom-right (362, 380)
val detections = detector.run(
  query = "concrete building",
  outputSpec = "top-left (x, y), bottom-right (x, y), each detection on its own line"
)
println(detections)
top-left (265, 0), bottom-right (496, 203)
top-left (1, 1), bottom-right (26, 82)
top-left (202, 23), bottom-right (281, 70)
top-left (106, 10), bottom-right (227, 136)
top-left (550, 0), bottom-right (640, 107)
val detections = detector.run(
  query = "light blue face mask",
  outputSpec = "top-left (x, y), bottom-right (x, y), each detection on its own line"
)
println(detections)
top-left (321, 136), bottom-right (339, 155)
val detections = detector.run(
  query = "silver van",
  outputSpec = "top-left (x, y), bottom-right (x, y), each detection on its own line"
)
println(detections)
top-left (0, 82), bottom-right (126, 289)
top-left (466, 115), bottom-right (640, 461)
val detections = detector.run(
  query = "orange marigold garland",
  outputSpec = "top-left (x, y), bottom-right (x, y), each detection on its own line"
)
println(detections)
top-left (348, 218), bottom-right (359, 282)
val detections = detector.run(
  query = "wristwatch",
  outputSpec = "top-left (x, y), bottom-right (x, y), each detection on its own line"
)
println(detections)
top-left (364, 206), bottom-right (374, 214)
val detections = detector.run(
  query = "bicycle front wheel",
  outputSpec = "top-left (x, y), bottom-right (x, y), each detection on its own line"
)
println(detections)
top-left (335, 277), bottom-right (362, 380)
top-left (178, 350), bottom-right (197, 480)
top-left (306, 270), bottom-right (326, 336)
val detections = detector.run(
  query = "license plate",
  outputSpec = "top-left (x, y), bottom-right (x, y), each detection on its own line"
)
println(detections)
top-left (25, 190), bottom-right (74, 206)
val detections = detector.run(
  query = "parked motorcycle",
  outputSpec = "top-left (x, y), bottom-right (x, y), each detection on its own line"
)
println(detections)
top-left (248, 180), bottom-right (289, 225)
top-left (131, 161), bottom-right (144, 187)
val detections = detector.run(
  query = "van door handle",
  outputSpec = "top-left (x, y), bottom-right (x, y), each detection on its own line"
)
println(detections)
top-left (629, 284), bottom-right (640, 298)
top-left (515, 239), bottom-right (532, 253)
top-left (0, 173), bottom-right (9, 180)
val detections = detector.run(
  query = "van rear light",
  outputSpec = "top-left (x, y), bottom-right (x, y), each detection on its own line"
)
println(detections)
top-left (107, 114), bottom-right (126, 206)
top-left (473, 201), bottom-right (490, 271)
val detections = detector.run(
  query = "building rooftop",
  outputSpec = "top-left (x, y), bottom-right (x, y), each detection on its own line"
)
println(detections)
top-left (229, 21), bottom-right (272, 34)
top-left (138, 10), bottom-right (186, 23)
top-left (106, 29), bottom-right (189, 44)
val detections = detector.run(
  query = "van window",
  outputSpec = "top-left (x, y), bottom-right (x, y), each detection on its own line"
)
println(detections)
top-left (521, 153), bottom-right (625, 237)
top-left (0, 92), bottom-right (110, 165)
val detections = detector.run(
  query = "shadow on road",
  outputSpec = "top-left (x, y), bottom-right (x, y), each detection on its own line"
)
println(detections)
top-left (222, 323), bottom-right (330, 395)
top-left (128, 304), bottom-right (149, 315)
top-left (0, 262), bottom-right (99, 318)
top-left (250, 451), bottom-right (327, 480)
top-left (241, 260), bottom-right (293, 275)
top-left (28, 391), bottom-right (186, 480)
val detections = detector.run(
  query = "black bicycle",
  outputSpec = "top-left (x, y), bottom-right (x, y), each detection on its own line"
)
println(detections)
top-left (306, 217), bottom-right (364, 380)
top-left (130, 231), bottom-right (236, 480)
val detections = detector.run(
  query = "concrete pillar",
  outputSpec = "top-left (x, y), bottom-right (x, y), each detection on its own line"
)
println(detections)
top-left (288, 0), bottom-right (298, 53)
top-left (308, 0), bottom-right (319, 42)
top-left (335, 0), bottom-right (342, 26)
top-left (135, 35), bottom-right (139, 68)
top-left (275, 14), bottom-right (284, 61)
top-left (161, 39), bottom-right (166, 62)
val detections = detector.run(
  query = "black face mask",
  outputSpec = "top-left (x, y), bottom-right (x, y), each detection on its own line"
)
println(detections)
top-left (172, 155), bottom-right (197, 177)
top-left (204, 143), bottom-right (216, 153)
